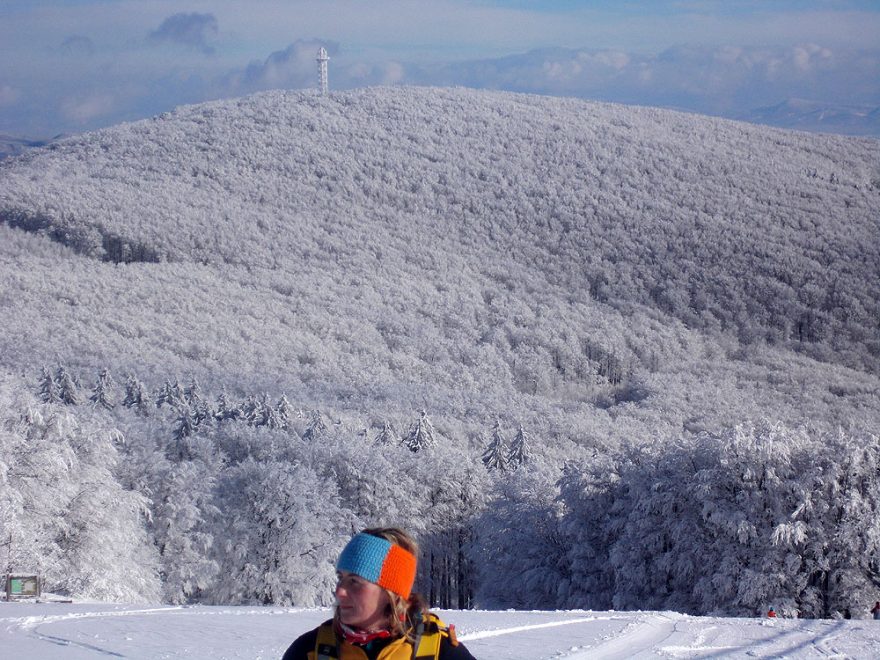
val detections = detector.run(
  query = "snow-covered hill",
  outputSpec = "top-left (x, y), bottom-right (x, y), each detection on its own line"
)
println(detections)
top-left (1, 87), bottom-right (878, 414)
top-left (1, 87), bottom-right (879, 617)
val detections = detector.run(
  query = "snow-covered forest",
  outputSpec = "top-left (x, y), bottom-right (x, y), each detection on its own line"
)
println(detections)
top-left (1, 86), bottom-right (878, 619)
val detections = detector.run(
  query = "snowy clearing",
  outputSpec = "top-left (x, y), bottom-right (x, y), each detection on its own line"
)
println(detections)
top-left (2, 602), bottom-right (878, 659)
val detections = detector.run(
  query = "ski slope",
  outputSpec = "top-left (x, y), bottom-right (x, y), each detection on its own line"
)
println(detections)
top-left (2, 602), bottom-right (878, 659)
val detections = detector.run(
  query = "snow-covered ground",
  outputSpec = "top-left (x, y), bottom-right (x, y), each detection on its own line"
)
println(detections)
top-left (2, 602), bottom-right (878, 659)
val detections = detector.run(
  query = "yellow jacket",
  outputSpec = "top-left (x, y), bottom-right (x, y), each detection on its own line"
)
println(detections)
top-left (315, 633), bottom-right (415, 660)
top-left (283, 613), bottom-right (451, 660)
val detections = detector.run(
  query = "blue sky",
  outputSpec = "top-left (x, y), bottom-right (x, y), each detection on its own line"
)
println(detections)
top-left (1, 1), bottom-right (879, 137)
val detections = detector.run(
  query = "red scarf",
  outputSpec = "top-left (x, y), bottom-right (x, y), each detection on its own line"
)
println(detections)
top-left (338, 622), bottom-right (393, 646)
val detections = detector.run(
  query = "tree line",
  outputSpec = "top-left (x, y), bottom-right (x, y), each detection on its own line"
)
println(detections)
top-left (2, 366), bottom-right (876, 618)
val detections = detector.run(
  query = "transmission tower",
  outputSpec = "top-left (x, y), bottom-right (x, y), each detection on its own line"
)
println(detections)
top-left (316, 47), bottom-right (329, 96)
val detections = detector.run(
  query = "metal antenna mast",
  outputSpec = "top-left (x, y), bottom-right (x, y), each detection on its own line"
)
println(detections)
top-left (316, 47), bottom-right (329, 96)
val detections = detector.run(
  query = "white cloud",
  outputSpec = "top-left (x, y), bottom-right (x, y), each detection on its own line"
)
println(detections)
top-left (380, 62), bottom-right (405, 86)
top-left (149, 12), bottom-right (219, 55)
top-left (1, 1), bottom-right (878, 136)
top-left (585, 50), bottom-right (630, 71)
top-left (60, 93), bottom-right (117, 123)
top-left (229, 39), bottom-right (338, 93)
top-left (408, 43), bottom-right (879, 114)
top-left (790, 44), bottom-right (833, 73)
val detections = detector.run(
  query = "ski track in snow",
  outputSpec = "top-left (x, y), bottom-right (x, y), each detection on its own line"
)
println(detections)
top-left (560, 613), bottom-right (679, 659)
top-left (3, 604), bottom-right (880, 659)
top-left (457, 615), bottom-right (614, 641)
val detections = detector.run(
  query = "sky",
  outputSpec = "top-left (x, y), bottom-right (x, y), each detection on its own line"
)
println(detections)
top-left (1, 1), bottom-right (879, 138)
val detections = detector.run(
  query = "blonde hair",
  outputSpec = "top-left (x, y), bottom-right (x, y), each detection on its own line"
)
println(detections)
top-left (334, 527), bottom-right (427, 641)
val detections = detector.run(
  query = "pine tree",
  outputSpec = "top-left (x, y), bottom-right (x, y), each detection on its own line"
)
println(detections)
top-left (192, 397), bottom-right (214, 429)
top-left (240, 394), bottom-right (263, 426)
top-left (276, 395), bottom-right (294, 430)
top-left (38, 366), bottom-right (60, 404)
top-left (214, 392), bottom-right (241, 422)
top-left (55, 366), bottom-right (81, 405)
top-left (122, 374), bottom-right (152, 416)
top-left (405, 410), bottom-right (436, 452)
top-left (507, 424), bottom-right (531, 469)
top-left (256, 393), bottom-right (275, 427)
top-left (184, 378), bottom-right (203, 408)
top-left (481, 421), bottom-right (509, 472)
top-left (90, 369), bottom-right (115, 410)
top-left (156, 379), bottom-right (186, 410)
top-left (302, 410), bottom-right (328, 442)
top-left (374, 420), bottom-right (400, 446)
top-left (172, 407), bottom-right (197, 448)
top-left (264, 397), bottom-right (285, 430)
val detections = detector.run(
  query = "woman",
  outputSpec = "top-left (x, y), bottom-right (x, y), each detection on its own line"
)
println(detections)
top-left (282, 527), bottom-right (476, 660)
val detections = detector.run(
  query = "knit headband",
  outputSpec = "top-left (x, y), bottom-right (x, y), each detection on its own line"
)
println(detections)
top-left (336, 533), bottom-right (417, 600)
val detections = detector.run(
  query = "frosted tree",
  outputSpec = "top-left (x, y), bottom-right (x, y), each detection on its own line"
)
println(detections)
top-left (155, 379), bottom-right (186, 410)
top-left (276, 395), bottom-right (294, 430)
top-left (507, 424), bottom-right (531, 468)
top-left (264, 403), bottom-right (285, 430)
top-left (771, 429), bottom-right (880, 618)
top-left (122, 374), bottom-right (152, 416)
top-left (184, 378), bottom-right (203, 407)
top-left (685, 423), bottom-right (807, 616)
top-left (155, 380), bottom-right (174, 409)
top-left (0, 405), bottom-right (77, 582)
top-left (374, 420), bottom-right (400, 446)
top-left (301, 409), bottom-right (328, 442)
top-left (311, 431), bottom-right (422, 531)
top-left (419, 449), bottom-right (489, 608)
top-left (53, 419), bottom-right (161, 602)
top-left (214, 392), bottom-right (241, 422)
top-left (170, 407), bottom-right (198, 457)
top-left (192, 398), bottom-right (214, 430)
top-left (557, 455), bottom-right (627, 611)
top-left (256, 393), bottom-right (276, 427)
top-left (481, 421), bottom-right (509, 472)
top-left (152, 436), bottom-right (222, 604)
top-left (240, 394), bottom-right (264, 426)
top-left (184, 378), bottom-right (213, 427)
top-left (605, 442), bottom-right (704, 613)
top-left (405, 410), bottom-right (436, 452)
top-left (38, 367), bottom-right (59, 404)
top-left (475, 461), bottom-right (570, 609)
top-left (55, 366), bottom-right (81, 405)
top-left (211, 458), bottom-right (350, 605)
top-left (1, 389), bottom-right (160, 602)
top-left (114, 420), bottom-right (165, 507)
top-left (89, 369), bottom-right (116, 409)
top-left (212, 421), bottom-right (286, 466)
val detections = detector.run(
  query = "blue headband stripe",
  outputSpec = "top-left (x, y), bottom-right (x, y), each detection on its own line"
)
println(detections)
top-left (336, 533), bottom-right (392, 583)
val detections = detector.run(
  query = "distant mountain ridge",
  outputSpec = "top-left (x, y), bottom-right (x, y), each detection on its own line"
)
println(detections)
top-left (0, 86), bottom-right (878, 436)
top-left (0, 133), bottom-right (55, 160)
top-left (741, 98), bottom-right (880, 137)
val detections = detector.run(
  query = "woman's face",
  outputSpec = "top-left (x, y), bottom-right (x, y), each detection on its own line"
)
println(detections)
top-left (335, 571), bottom-right (391, 631)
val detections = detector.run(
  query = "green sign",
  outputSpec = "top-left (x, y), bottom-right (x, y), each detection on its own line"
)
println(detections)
top-left (6, 575), bottom-right (40, 599)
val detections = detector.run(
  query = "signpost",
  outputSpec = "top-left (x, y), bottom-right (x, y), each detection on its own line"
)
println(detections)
top-left (5, 574), bottom-right (40, 600)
